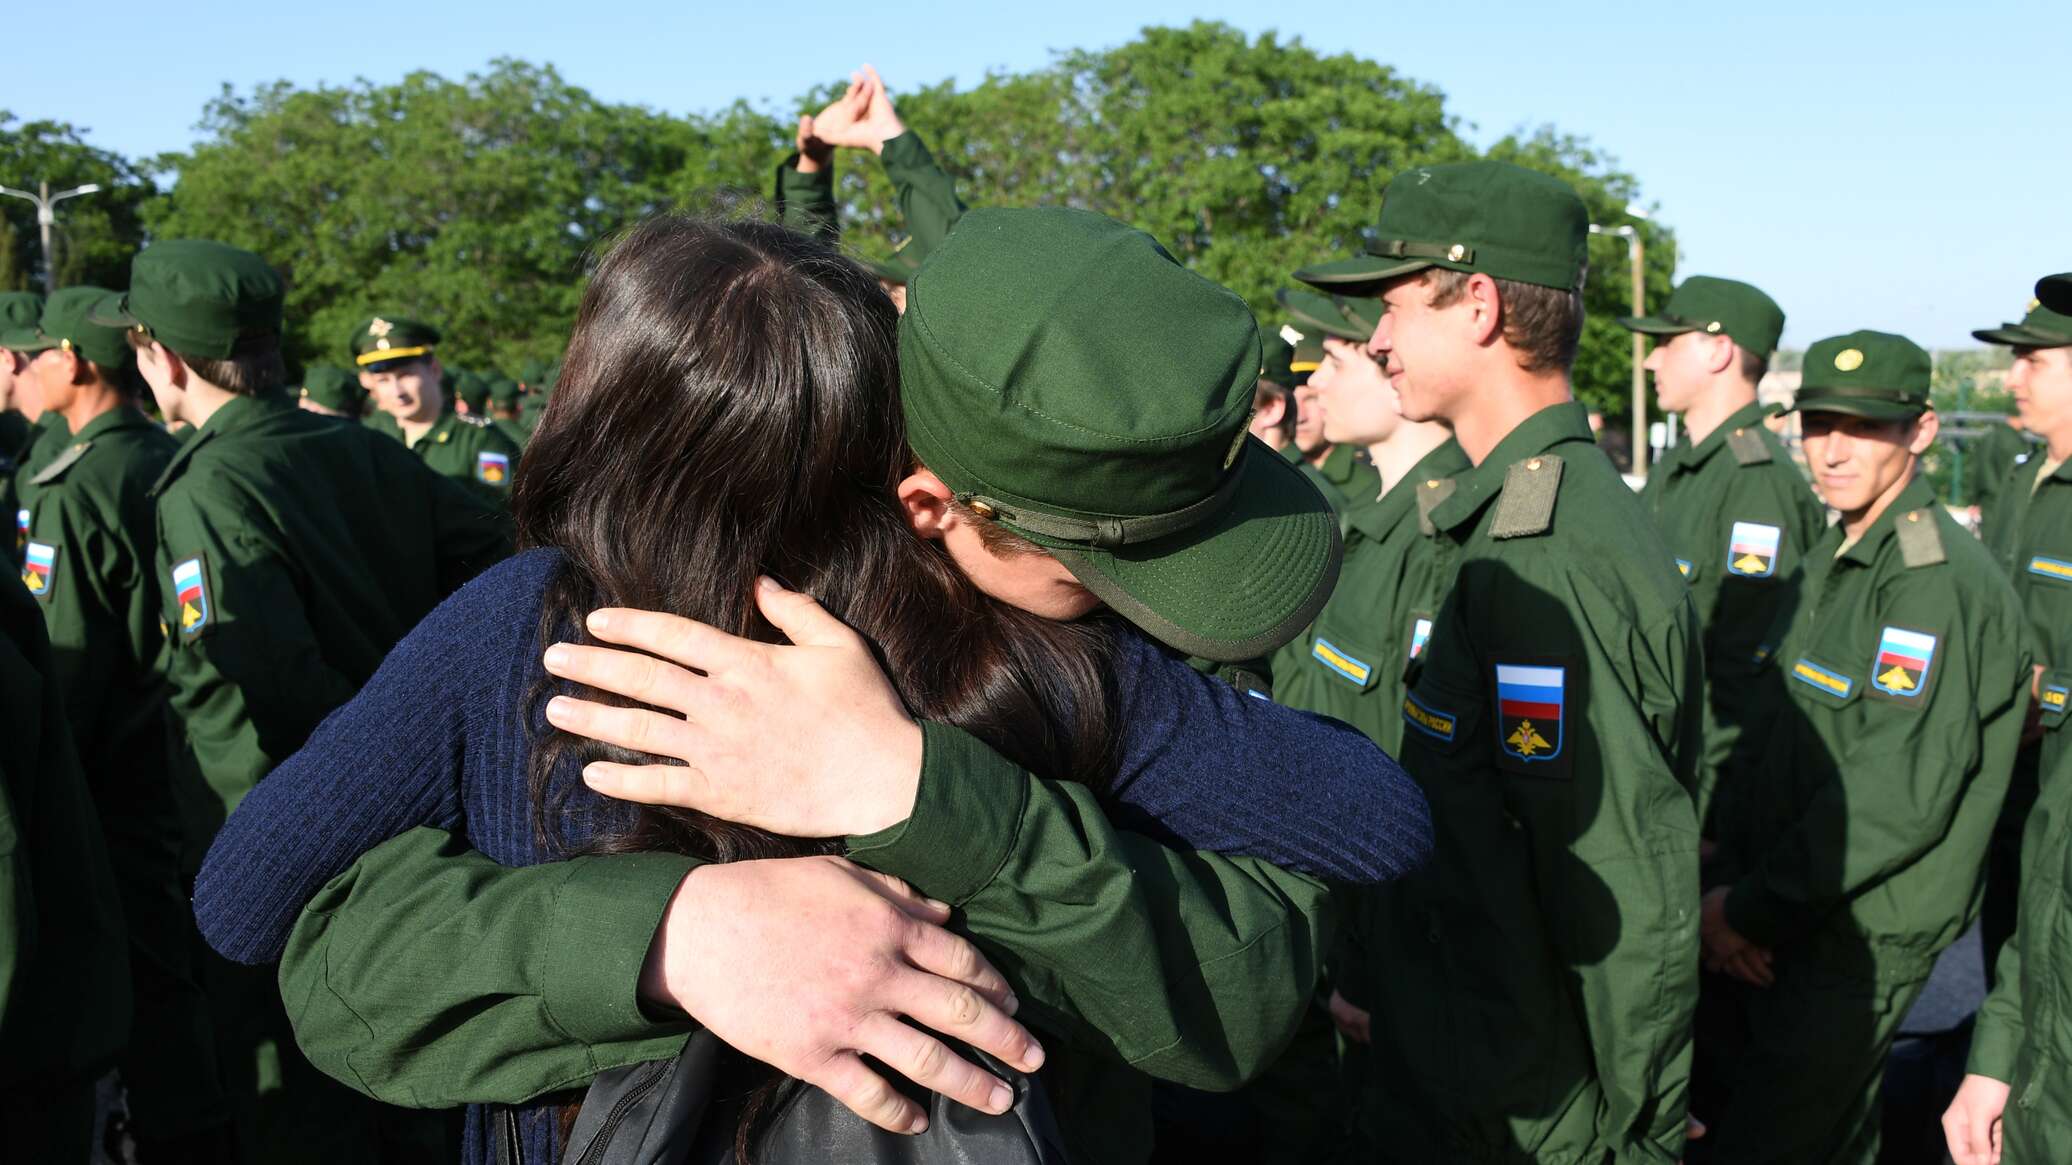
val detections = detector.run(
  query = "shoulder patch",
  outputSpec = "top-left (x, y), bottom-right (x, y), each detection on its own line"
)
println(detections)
top-left (1725, 427), bottom-right (1773, 466)
top-left (1408, 616), bottom-right (1433, 662)
top-left (1870, 626), bottom-right (1937, 701)
top-left (476, 450), bottom-right (511, 485)
top-left (1675, 557), bottom-right (1693, 579)
top-left (1401, 691), bottom-right (1457, 743)
top-left (1895, 510), bottom-right (1946, 568)
top-left (29, 441), bottom-right (92, 486)
top-left (1727, 521), bottom-right (1782, 578)
top-left (21, 540), bottom-right (57, 600)
top-left (1416, 476), bottom-right (1457, 536)
top-left (1494, 662), bottom-right (1567, 774)
top-left (171, 555), bottom-right (214, 639)
top-left (14, 507), bottom-right (27, 554)
top-left (1490, 455), bottom-right (1562, 540)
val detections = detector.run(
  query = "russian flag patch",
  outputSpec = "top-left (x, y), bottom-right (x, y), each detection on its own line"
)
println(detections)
top-left (477, 450), bottom-right (511, 485)
top-left (22, 540), bottom-right (56, 599)
top-left (1727, 521), bottom-right (1781, 578)
top-left (1871, 626), bottom-right (1936, 699)
top-left (1496, 663), bottom-right (1564, 764)
top-left (172, 556), bottom-right (212, 638)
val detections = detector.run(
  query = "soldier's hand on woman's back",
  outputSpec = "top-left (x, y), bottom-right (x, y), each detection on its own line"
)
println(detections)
top-left (543, 575), bottom-right (924, 837)
top-left (642, 854), bottom-right (1043, 1134)
top-left (1942, 1073), bottom-right (2009, 1165)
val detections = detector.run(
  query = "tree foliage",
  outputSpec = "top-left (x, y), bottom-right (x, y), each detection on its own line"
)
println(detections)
top-left (0, 113), bottom-right (158, 292)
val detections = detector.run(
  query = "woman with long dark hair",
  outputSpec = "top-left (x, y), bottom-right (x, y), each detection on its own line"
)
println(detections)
top-left (197, 210), bottom-right (1430, 1165)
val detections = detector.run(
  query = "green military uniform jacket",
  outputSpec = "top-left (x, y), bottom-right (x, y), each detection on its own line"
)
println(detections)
top-left (1967, 420), bottom-right (2034, 526)
top-left (1, 409), bottom-right (28, 562)
top-left (1717, 476), bottom-right (2028, 974)
top-left (277, 722), bottom-right (1332, 1165)
top-left (154, 392), bottom-right (512, 814)
top-left (1280, 442), bottom-right (1383, 517)
top-left (1640, 402), bottom-right (1827, 826)
top-left (364, 407), bottom-right (520, 514)
top-left (1984, 451), bottom-right (2072, 775)
top-left (11, 414), bottom-right (72, 562)
top-left (1377, 402), bottom-right (1701, 1163)
top-left (0, 572), bottom-right (130, 1090)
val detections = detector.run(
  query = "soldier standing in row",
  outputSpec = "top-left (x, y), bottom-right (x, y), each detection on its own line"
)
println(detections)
top-left (1700, 331), bottom-right (2026, 1164)
top-left (354, 315), bottom-right (521, 512)
top-left (1, 290), bottom-right (45, 561)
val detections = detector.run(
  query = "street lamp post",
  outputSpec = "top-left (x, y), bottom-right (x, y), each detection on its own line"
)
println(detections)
top-left (1589, 220), bottom-right (1648, 478)
top-left (0, 180), bottom-right (104, 293)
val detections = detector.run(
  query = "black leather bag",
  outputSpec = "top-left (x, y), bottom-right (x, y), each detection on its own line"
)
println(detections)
top-left (549, 1030), bottom-right (1071, 1165)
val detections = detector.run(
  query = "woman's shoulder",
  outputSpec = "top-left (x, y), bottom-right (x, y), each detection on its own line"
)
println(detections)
top-left (411, 546), bottom-right (565, 650)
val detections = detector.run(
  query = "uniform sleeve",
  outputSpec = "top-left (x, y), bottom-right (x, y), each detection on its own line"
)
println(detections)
top-left (1726, 582), bottom-right (2030, 947)
top-left (847, 722), bottom-right (1333, 1090)
top-left (772, 152), bottom-right (838, 242)
top-left (29, 484), bottom-right (131, 746)
top-left (279, 828), bottom-right (700, 1107)
top-left (877, 131), bottom-right (967, 256)
top-left (1105, 631), bottom-right (1431, 885)
top-left (156, 487), bottom-right (359, 812)
top-left (388, 444), bottom-right (511, 596)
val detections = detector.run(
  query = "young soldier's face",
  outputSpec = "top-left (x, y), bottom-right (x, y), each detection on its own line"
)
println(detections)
top-left (1370, 273), bottom-right (1470, 425)
top-left (24, 348), bottom-right (80, 415)
top-left (1291, 384), bottom-right (1328, 454)
top-left (9, 350), bottom-right (46, 420)
top-left (362, 358), bottom-right (444, 424)
top-left (1642, 331), bottom-right (1724, 414)
top-left (0, 350), bottom-right (22, 414)
top-left (2009, 346), bottom-right (2072, 439)
top-left (1314, 337), bottom-right (1401, 447)
top-left (1801, 410), bottom-right (1934, 516)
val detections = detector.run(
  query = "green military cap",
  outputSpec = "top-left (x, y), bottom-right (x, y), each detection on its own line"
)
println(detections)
top-left (1336, 294), bottom-right (1384, 339)
top-left (901, 206), bottom-right (1340, 662)
top-left (1283, 326), bottom-right (1325, 375)
top-left (90, 240), bottom-right (284, 358)
top-left (1296, 162), bottom-right (1589, 295)
top-left (1620, 275), bottom-right (1786, 355)
top-left (1259, 332), bottom-right (1297, 387)
top-left (2040, 273), bottom-right (2072, 315)
top-left (1275, 288), bottom-right (1368, 342)
top-left (452, 370), bottom-right (489, 411)
top-left (486, 373), bottom-right (521, 405)
top-left (0, 286), bottom-right (133, 369)
top-left (1789, 330), bottom-right (1932, 421)
top-left (0, 291), bottom-right (43, 332)
top-left (300, 365), bottom-right (364, 412)
top-left (350, 315), bottom-right (441, 369)
top-left (1973, 292), bottom-right (2072, 348)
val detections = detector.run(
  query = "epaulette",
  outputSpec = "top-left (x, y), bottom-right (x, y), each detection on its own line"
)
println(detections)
top-left (1896, 509), bottom-right (1946, 568)
top-left (1725, 427), bottom-right (1773, 467)
top-left (1416, 477), bottom-right (1457, 536)
top-left (29, 442), bottom-right (93, 486)
top-left (1490, 454), bottom-right (1563, 539)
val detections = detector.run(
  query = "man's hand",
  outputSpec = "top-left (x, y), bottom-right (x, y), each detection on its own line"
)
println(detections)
top-left (544, 576), bottom-right (924, 838)
top-left (793, 114), bottom-right (833, 174)
top-left (1943, 1073), bottom-right (2010, 1165)
top-left (1700, 887), bottom-right (1775, 987)
top-left (644, 856), bottom-right (1043, 1134)
top-left (1326, 989), bottom-right (1371, 1044)
top-left (807, 64), bottom-right (907, 154)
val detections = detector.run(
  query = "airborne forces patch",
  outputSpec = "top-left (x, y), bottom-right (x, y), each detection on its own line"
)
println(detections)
top-left (1870, 626), bottom-right (1937, 701)
top-left (477, 450), bottom-right (511, 485)
top-left (1495, 663), bottom-right (1567, 774)
top-left (1726, 521), bottom-right (1781, 578)
top-left (172, 555), bottom-right (213, 639)
top-left (22, 540), bottom-right (56, 600)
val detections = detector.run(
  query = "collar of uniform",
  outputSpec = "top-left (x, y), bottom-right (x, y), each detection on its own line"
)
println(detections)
top-left (1836, 475), bottom-right (1940, 568)
top-left (1428, 401), bottom-right (1594, 533)
top-left (1318, 443), bottom-right (1360, 487)
top-left (1673, 399), bottom-right (1772, 475)
top-left (409, 409), bottom-right (456, 451)
top-left (70, 403), bottom-right (154, 447)
top-left (197, 388), bottom-right (293, 441)
top-left (1347, 438), bottom-right (1470, 544)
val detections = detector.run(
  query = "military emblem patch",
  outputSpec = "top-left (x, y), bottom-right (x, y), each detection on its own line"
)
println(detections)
top-left (2041, 684), bottom-right (2069, 716)
top-left (2027, 556), bottom-right (2072, 582)
top-left (1871, 626), bottom-right (1936, 699)
top-left (22, 540), bottom-right (56, 599)
top-left (172, 556), bottom-right (212, 638)
top-left (1312, 637), bottom-right (1373, 687)
top-left (1791, 658), bottom-right (1854, 698)
top-left (1401, 691), bottom-right (1456, 743)
top-left (1408, 617), bottom-right (1432, 661)
top-left (14, 507), bottom-right (26, 553)
top-left (1495, 663), bottom-right (1563, 764)
top-left (1726, 521), bottom-right (1781, 578)
top-left (1675, 558), bottom-right (1692, 579)
top-left (477, 450), bottom-right (511, 485)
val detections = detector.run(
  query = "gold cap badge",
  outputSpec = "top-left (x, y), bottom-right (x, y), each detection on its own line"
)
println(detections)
top-left (1279, 324), bottom-right (1304, 346)
top-left (369, 318), bottom-right (393, 338)
top-left (2030, 298), bottom-right (2043, 314)
top-left (1834, 348), bottom-right (1865, 372)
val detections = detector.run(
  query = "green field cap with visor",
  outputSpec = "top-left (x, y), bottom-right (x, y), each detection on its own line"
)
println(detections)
top-left (452, 370), bottom-right (489, 411)
top-left (2040, 273), bottom-right (2072, 316)
top-left (1976, 289), bottom-right (2072, 348)
top-left (0, 286), bottom-right (133, 369)
top-left (300, 365), bottom-right (364, 412)
top-left (1295, 161), bottom-right (1589, 295)
top-left (90, 240), bottom-right (283, 359)
top-left (0, 291), bottom-right (44, 333)
top-left (1276, 288), bottom-right (1370, 343)
top-left (1260, 332), bottom-right (1297, 387)
top-left (900, 206), bottom-right (1343, 662)
top-left (1336, 294), bottom-right (1385, 339)
top-left (1788, 330), bottom-right (1932, 421)
top-left (1620, 275), bottom-right (1786, 355)
top-left (351, 315), bottom-right (440, 370)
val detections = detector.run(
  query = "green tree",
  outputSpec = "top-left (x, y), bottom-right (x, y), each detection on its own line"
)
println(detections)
top-left (0, 113), bottom-right (156, 291)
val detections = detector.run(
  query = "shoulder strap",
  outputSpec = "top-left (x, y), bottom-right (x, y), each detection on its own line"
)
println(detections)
top-left (1416, 477), bottom-right (1457, 536)
top-left (1896, 509), bottom-right (1946, 568)
top-left (29, 441), bottom-right (92, 486)
top-left (1490, 455), bottom-right (1563, 540)
top-left (1725, 427), bottom-right (1773, 467)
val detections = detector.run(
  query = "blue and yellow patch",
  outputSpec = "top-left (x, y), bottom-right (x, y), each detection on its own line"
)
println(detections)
top-left (2042, 684), bottom-right (2069, 715)
top-left (2028, 556), bottom-right (2072, 582)
top-left (1726, 521), bottom-right (1782, 578)
top-left (477, 450), bottom-right (511, 485)
top-left (1311, 637), bottom-right (1373, 687)
top-left (1871, 626), bottom-right (1937, 699)
top-left (1675, 558), bottom-right (1692, 580)
top-left (172, 556), bottom-right (212, 638)
top-left (1790, 658), bottom-right (1854, 698)
top-left (1401, 691), bottom-right (1457, 742)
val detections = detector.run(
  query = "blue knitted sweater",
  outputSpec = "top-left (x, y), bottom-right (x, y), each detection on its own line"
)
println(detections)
top-left (196, 547), bottom-right (1431, 1163)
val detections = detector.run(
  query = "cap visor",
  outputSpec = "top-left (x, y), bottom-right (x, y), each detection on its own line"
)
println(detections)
top-left (1973, 325), bottom-right (2071, 348)
top-left (1618, 315), bottom-right (1697, 336)
top-left (1046, 437), bottom-right (1343, 663)
top-left (86, 293), bottom-right (141, 329)
top-left (1294, 255), bottom-right (1432, 295)
top-left (1274, 289), bottom-right (1369, 342)
top-left (1788, 398), bottom-right (1926, 422)
top-left (0, 327), bottom-right (55, 352)
top-left (2039, 274), bottom-right (2072, 315)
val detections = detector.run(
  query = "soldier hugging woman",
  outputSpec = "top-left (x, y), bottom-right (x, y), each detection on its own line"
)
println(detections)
top-left (194, 209), bottom-right (1435, 1164)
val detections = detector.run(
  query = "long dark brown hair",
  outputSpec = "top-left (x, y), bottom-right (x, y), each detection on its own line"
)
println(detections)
top-left (515, 214), bottom-right (1119, 1146)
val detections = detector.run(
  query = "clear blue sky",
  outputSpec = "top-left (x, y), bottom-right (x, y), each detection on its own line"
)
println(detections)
top-left (11, 0), bottom-right (2066, 348)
